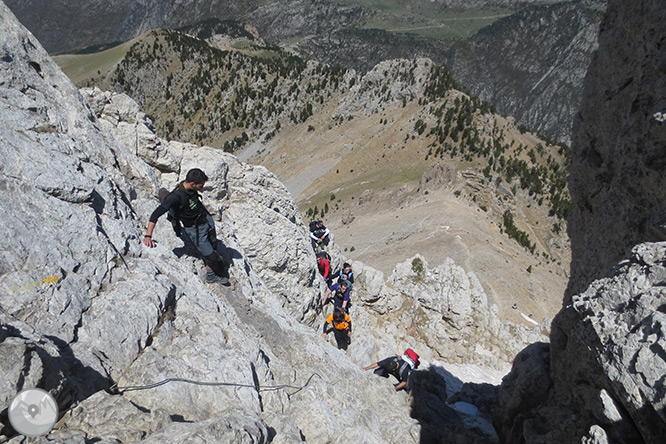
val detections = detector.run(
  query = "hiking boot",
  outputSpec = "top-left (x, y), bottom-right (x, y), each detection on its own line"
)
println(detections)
top-left (205, 270), bottom-right (229, 285)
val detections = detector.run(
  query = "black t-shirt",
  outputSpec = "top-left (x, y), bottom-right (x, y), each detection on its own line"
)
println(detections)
top-left (377, 357), bottom-right (412, 382)
top-left (149, 184), bottom-right (207, 226)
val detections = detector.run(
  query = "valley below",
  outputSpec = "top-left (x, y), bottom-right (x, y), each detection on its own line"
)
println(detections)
top-left (51, 20), bottom-right (573, 329)
top-left (240, 95), bottom-right (570, 326)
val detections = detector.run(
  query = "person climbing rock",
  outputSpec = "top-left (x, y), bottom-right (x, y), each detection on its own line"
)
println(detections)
top-left (335, 262), bottom-right (354, 284)
top-left (322, 308), bottom-right (352, 350)
top-left (309, 220), bottom-right (330, 251)
top-left (317, 251), bottom-right (332, 283)
top-left (361, 349), bottom-right (420, 392)
top-left (143, 168), bottom-right (229, 285)
top-left (321, 279), bottom-right (351, 312)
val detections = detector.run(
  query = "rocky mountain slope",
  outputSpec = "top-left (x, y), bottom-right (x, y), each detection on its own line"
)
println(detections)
top-left (1, 0), bottom-right (665, 442)
top-left (0, 2), bottom-right (546, 442)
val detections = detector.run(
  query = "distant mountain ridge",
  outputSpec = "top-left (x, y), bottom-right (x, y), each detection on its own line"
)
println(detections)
top-left (4, 0), bottom-right (569, 54)
top-left (6, 0), bottom-right (603, 144)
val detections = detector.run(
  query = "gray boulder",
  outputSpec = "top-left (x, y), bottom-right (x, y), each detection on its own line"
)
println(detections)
top-left (496, 242), bottom-right (666, 443)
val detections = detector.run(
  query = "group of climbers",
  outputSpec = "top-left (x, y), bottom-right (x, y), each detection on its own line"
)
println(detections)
top-left (311, 219), bottom-right (356, 351)
top-left (311, 218), bottom-right (420, 392)
top-left (144, 169), bottom-right (418, 394)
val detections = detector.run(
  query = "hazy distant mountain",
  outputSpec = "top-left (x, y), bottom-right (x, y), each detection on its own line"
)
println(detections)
top-left (4, 0), bottom-right (365, 54)
top-left (445, 2), bottom-right (603, 144)
top-left (5, 0), bottom-right (572, 55)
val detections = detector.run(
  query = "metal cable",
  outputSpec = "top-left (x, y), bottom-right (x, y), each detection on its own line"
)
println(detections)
top-left (110, 372), bottom-right (322, 396)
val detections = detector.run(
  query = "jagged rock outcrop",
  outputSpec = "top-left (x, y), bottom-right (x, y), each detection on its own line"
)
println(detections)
top-left (0, 3), bottom-right (544, 443)
top-left (350, 255), bottom-right (549, 369)
top-left (494, 0), bottom-right (666, 442)
top-left (495, 242), bottom-right (666, 443)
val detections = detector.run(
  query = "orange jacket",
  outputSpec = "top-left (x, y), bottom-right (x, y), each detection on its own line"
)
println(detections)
top-left (324, 313), bottom-right (351, 331)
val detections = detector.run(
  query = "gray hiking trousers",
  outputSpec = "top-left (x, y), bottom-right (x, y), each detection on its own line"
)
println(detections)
top-left (180, 214), bottom-right (224, 268)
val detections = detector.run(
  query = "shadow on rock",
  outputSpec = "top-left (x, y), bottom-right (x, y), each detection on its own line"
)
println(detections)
top-left (0, 328), bottom-right (110, 438)
top-left (492, 342), bottom-right (551, 443)
top-left (42, 335), bottom-right (111, 402)
top-left (410, 366), bottom-right (499, 444)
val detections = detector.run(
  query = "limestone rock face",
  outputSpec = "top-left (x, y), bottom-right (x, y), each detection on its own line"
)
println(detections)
top-left (496, 242), bottom-right (666, 443)
top-left (494, 0), bottom-right (666, 442)
top-left (566, 0), bottom-right (666, 300)
top-left (0, 3), bottom-right (539, 443)
top-left (372, 255), bottom-right (549, 369)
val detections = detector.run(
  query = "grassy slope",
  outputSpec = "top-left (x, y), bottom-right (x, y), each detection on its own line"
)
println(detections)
top-left (53, 38), bottom-right (138, 85)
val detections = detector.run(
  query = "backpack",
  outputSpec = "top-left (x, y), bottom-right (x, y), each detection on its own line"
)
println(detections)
top-left (404, 348), bottom-right (420, 369)
top-left (158, 187), bottom-right (183, 236)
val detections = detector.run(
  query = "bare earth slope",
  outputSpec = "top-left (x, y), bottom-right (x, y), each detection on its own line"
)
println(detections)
top-left (241, 91), bottom-right (570, 326)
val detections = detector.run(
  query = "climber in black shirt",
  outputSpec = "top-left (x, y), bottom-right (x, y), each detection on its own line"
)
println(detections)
top-left (143, 168), bottom-right (229, 284)
top-left (362, 350), bottom-right (420, 392)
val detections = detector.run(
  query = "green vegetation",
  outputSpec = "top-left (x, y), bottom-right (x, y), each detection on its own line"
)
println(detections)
top-left (411, 257), bottom-right (425, 277)
top-left (104, 28), bottom-right (349, 152)
top-left (335, 1), bottom-right (514, 40)
top-left (502, 210), bottom-right (536, 254)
